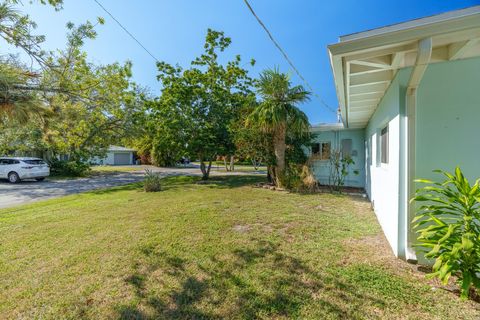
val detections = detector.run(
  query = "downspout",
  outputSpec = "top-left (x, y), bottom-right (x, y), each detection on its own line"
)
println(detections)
top-left (402, 37), bottom-right (432, 261)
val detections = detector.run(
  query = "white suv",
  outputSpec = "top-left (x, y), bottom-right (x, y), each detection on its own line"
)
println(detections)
top-left (0, 157), bottom-right (50, 183)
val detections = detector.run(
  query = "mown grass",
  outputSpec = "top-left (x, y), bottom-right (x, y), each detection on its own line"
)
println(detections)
top-left (90, 165), bottom-right (145, 173)
top-left (0, 175), bottom-right (478, 319)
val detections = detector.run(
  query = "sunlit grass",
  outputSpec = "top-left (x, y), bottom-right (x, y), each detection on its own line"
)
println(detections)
top-left (0, 175), bottom-right (478, 319)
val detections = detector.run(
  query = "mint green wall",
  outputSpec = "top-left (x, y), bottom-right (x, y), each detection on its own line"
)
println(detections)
top-left (416, 57), bottom-right (480, 184)
top-left (309, 129), bottom-right (365, 188)
top-left (364, 69), bottom-right (411, 257)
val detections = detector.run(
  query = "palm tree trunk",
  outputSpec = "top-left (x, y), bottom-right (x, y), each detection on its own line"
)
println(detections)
top-left (273, 123), bottom-right (287, 186)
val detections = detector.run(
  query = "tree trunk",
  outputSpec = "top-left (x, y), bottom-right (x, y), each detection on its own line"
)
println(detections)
top-left (229, 155), bottom-right (235, 172)
top-left (273, 123), bottom-right (287, 186)
top-left (267, 165), bottom-right (276, 184)
top-left (200, 160), bottom-right (212, 180)
top-left (224, 157), bottom-right (230, 172)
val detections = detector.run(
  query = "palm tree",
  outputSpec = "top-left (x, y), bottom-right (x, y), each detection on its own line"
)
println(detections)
top-left (0, 62), bottom-right (45, 124)
top-left (250, 68), bottom-right (310, 186)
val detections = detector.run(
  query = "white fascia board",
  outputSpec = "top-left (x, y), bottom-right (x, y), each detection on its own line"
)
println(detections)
top-left (329, 8), bottom-right (480, 57)
top-left (340, 6), bottom-right (480, 42)
top-left (327, 6), bottom-right (480, 130)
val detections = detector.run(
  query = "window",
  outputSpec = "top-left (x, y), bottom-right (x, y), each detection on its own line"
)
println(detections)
top-left (311, 142), bottom-right (331, 160)
top-left (381, 125), bottom-right (389, 164)
top-left (22, 160), bottom-right (46, 165)
top-left (367, 137), bottom-right (372, 166)
top-left (0, 159), bottom-right (19, 165)
top-left (341, 139), bottom-right (352, 158)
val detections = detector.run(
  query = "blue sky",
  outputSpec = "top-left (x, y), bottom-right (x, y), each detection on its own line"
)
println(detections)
top-left (20, 0), bottom-right (480, 124)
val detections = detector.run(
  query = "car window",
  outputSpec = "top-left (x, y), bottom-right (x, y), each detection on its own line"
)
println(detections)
top-left (0, 159), bottom-right (18, 165)
top-left (22, 160), bottom-right (46, 165)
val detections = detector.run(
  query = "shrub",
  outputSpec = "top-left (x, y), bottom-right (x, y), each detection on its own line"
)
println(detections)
top-left (328, 150), bottom-right (358, 192)
top-left (300, 164), bottom-right (317, 192)
top-left (412, 167), bottom-right (480, 300)
top-left (277, 165), bottom-right (302, 191)
top-left (144, 169), bottom-right (162, 192)
top-left (278, 164), bottom-right (317, 192)
top-left (49, 159), bottom-right (90, 177)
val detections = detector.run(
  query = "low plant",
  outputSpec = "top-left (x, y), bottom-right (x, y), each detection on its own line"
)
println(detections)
top-left (276, 164), bottom-right (301, 191)
top-left (412, 167), bottom-right (480, 299)
top-left (143, 169), bottom-right (162, 192)
top-left (49, 159), bottom-right (91, 177)
top-left (300, 164), bottom-right (317, 192)
top-left (328, 150), bottom-right (359, 192)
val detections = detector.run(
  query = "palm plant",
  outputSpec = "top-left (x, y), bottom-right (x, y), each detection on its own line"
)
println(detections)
top-left (250, 68), bottom-right (310, 186)
top-left (0, 61), bottom-right (46, 124)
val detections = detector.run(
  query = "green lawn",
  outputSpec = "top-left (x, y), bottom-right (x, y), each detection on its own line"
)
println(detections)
top-left (0, 176), bottom-right (478, 319)
top-left (90, 165), bottom-right (146, 173)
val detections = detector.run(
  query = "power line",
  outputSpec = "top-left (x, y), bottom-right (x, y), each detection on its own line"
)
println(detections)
top-left (242, 0), bottom-right (337, 115)
top-left (92, 0), bottom-right (160, 63)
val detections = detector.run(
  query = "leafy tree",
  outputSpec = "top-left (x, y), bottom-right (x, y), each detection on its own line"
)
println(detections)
top-left (249, 68), bottom-right (310, 186)
top-left (146, 29), bottom-right (255, 179)
top-left (413, 168), bottom-right (480, 300)
top-left (233, 118), bottom-right (273, 170)
top-left (0, 1), bottom-right (104, 123)
top-left (1, 21), bottom-right (143, 166)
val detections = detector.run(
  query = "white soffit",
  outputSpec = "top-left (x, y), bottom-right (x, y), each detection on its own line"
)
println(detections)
top-left (328, 6), bottom-right (480, 128)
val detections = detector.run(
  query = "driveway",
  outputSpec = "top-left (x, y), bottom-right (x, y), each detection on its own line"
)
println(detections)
top-left (0, 166), bottom-right (265, 209)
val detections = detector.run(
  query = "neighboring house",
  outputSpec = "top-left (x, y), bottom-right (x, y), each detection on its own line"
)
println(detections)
top-left (90, 146), bottom-right (136, 165)
top-left (314, 6), bottom-right (480, 261)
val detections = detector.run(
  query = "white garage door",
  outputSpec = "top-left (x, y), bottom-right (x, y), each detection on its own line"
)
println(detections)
top-left (114, 153), bottom-right (131, 165)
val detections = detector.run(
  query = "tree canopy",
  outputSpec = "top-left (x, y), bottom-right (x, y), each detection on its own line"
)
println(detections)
top-left (143, 29), bottom-right (255, 179)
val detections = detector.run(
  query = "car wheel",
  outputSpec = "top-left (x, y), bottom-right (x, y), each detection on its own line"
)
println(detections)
top-left (35, 177), bottom-right (45, 182)
top-left (8, 172), bottom-right (20, 183)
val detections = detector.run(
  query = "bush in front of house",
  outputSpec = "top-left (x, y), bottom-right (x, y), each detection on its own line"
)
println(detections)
top-left (49, 159), bottom-right (91, 177)
top-left (413, 167), bottom-right (480, 300)
top-left (144, 169), bottom-right (162, 192)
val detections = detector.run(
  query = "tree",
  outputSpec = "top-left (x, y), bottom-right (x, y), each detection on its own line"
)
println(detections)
top-left (146, 29), bottom-right (255, 179)
top-left (0, 21), bottom-right (143, 165)
top-left (249, 68), bottom-right (310, 186)
top-left (0, 1), bottom-right (104, 123)
top-left (232, 102), bottom-right (273, 170)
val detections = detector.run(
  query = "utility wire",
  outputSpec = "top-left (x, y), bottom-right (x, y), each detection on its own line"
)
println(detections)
top-left (92, 0), bottom-right (160, 63)
top-left (242, 0), bottom-right (337, 115)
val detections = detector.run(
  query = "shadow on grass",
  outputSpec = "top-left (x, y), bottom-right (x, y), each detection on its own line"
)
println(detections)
top-left (116, 239), bottom-right (386, 319)
top-left (88, 175), bottom-right (266, 197)
top-left (202, 175), bottom-right (266, 189)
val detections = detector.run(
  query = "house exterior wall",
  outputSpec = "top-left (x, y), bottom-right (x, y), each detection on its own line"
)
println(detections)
top-left (309, 129), bottom-right (365, 188)
top-left (365, 69), bottom-right (410, 256)
top-left (364, 57), bottom-right (480, 258)
top-left (415, 57), bottom-right (480, 184)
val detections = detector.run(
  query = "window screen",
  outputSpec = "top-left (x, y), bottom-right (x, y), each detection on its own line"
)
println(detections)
top-left (341, 139), bottom-right (353, 158)
top-left (381, 126), bottom-right (389, 164)
top-left (311, 143), bottom-right (320, 156)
